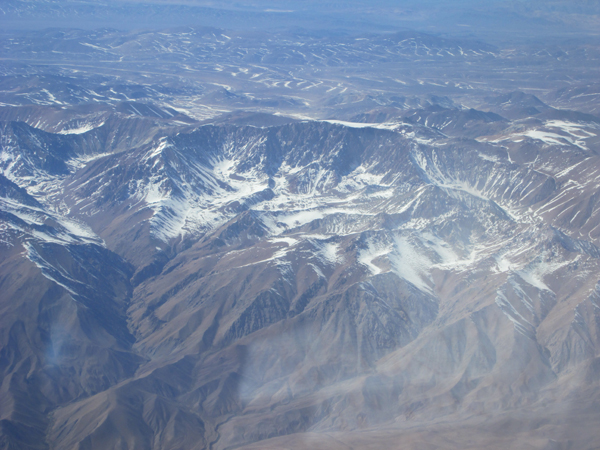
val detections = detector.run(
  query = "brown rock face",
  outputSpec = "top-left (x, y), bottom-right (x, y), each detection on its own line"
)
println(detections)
top-left (1, 111), bottom-right (599, 449)
top-left (1, 22), bottom-right (600, 450)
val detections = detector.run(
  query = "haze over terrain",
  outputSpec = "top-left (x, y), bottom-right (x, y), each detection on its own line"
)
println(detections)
top-left (1, 1), bottom-right (600, 449)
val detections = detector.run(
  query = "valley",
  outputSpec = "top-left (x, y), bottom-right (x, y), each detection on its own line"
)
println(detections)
top-left (1, 4), bottom-right (600, 449)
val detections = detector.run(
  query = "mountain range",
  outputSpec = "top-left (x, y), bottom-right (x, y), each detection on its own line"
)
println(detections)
top-left (1, 16), bottom-right (600, 450)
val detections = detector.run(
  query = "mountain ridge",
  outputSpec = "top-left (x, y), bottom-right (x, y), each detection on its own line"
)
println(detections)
top-left (1, 21), bottom-right (600, 449)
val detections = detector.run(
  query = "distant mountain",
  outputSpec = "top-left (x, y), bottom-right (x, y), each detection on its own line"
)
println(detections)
top-left (2, 23), bottom-right (600, 450)
top-left (2, 0), bottom-right (597, 38)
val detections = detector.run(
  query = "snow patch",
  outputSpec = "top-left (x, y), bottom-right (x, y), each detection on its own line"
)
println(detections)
top-left (58, 122), bottom-right (105, 135)
top-left (388, 235), bottom-right (433, 293)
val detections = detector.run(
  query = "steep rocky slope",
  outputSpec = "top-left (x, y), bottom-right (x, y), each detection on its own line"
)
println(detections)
top-left (1, 91), bottom-right (600, 448)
